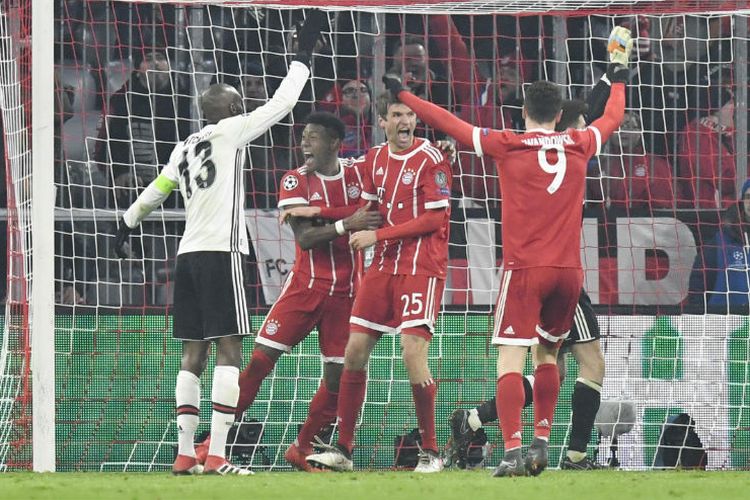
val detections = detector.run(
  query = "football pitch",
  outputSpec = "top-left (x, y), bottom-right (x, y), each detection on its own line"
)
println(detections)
top-left (1, 470), bottom-right (749, 500)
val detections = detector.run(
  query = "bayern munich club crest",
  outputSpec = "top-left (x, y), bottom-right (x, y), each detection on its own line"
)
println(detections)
top-left (347, 183), bottom-right (361, 199)
top-left (265, 319), bottom-right (280, 336)
top-left (283, 175), bottom-right (298, 191)
top-left (402, 169), bottom-right (416, 185)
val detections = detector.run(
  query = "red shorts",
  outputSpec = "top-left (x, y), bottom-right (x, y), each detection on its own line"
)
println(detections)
top-left (256, 272), bottom-right (353, 362)
top-left (350, 269), bottom-right (444, 340)
top-left (492, 267), bottom-right (583, 347)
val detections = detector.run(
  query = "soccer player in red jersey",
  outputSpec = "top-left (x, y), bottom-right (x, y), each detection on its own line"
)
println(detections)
top-left (383, 27), bottom-right (630, 478)
top-left (305, 91), bottom-right (452, 473)
top-left (225, 112), bottom-right (381, 471)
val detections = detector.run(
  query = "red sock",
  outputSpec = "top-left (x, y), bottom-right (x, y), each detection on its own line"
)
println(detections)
top-left (496, 372), bottom-right (525, 451)
top-left (336, 369), bottom-right (367, 454)
top-left (235, 349), bottom-right (276, 419)
top-left (533, 363), bottom-right (560, 440)
top-left (295, 382), bottom-right (338, 452)
top-left (411, 379), bottom-right (438, 453)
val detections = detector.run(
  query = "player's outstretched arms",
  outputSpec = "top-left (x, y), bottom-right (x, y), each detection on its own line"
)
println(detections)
top-left (114, 173), bottom-right (177, 259)
top-left (382, 73), bottom-right (477, 149)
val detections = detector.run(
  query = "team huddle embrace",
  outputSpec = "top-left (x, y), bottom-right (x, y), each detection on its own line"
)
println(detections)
top-left (115, 10), bottom-right (631, 476)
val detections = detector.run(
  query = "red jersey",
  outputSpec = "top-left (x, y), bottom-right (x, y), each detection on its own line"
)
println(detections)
top-left (475, 126), bottom-right (604, 269)
top-left (677, 117), bottom-right (737, 209)
top-left (278, 160), bottom-right (364, 296)
top-left (356, 138), bottom-right (451, 277)
top-left (606, 152), bottom-right (675, 210)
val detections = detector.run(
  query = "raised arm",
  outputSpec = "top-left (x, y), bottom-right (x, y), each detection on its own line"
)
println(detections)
top-left (219, 10), bottom-right (328, 147)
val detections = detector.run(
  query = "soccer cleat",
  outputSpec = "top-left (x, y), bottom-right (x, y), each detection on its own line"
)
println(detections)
top-left (414, 447), bottom-right (444, 473)
top-left (305, 440), bottom-right (353, 472)
top-left (204, 455), bottom-right (254, 476)
top-left (285, 443), bottom-right (316, 472)
top-left (194, 435), bottom-right (211, 465)
top-left (525, 437), bottom-right (549, 476)
top-left (561, 455), bottom-right (605, 470)
top-left (491, 449), bottom-right (526, 477)
top-left (448, 409), bottom-right (474, 469)
top-left (172, 454), bottom-right (204, 475)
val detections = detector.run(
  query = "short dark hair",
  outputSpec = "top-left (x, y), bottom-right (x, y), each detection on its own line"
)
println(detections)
top-left (305, 111), bottom-right (346, 141)
top-left (556, 99), bottom-right (588, 132)
top-left (394, 35), bottom-right (426, 53)
top-left (524, 81), bottom-right (563, 123)
top-left (376, 90), bottom-right (400, 119)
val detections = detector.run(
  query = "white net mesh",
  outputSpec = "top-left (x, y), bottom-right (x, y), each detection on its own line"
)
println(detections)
top-left (0, 0), bottom-right (748, 471)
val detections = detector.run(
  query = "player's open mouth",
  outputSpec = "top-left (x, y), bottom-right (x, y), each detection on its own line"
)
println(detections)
top-left (397, 129), bottom-right (411, 140)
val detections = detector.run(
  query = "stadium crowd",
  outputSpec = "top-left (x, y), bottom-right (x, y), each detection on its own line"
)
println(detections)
top-left (15, 2), bottom-right (745, 310)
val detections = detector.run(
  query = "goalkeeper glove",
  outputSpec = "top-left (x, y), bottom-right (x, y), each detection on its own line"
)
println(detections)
top-left (606, 63), bottom-right (630, 84)
top-left (382, 73), bottom-right (408, 96)
top-left (114, 219), bottom-right (134, 259)
top-left (292, 9), bottom-right (327, 67)
top-left (608, 26), bottom-right (634, 67)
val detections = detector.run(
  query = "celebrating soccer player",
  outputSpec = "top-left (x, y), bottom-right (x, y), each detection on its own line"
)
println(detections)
top-left (113, 10), bottom-right (328, 476)
top-left (449, 47), bottom-right (634, 471)
top-left (305, 91), bottom-right (453, 473)
top-left (225, 111), bottom-right (381, 472)
top-left (383, 26), bottom-right (631, 477)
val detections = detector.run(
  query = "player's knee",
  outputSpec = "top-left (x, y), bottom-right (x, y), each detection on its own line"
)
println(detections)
top-left (576, 344), bottom-right (605, 384)
top-left (181, 341), bottom-right (210, 375)
top-left (344, 340), bottom-right (369, 371)
top-left (400, 332), bottom-right (429, 371)
top-left (323, 362), bottom-right (344, 392)
top-left (214, 335), bottom-right (244, 368)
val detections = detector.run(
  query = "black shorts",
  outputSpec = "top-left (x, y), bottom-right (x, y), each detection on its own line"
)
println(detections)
top-left (562, 289), bottom-right (600, 348)
top-left (173, 251), bottom-right (252, 341)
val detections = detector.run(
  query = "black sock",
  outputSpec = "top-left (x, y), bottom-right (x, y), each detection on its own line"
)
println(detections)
top-left (475, 377), bottom-right (533, 425)
top-left (476, 396), bottom-right (497, 424)
top-left (568, 380), bottom-right (601, 454)
top-left (522, 376), bottom-right (533, 407)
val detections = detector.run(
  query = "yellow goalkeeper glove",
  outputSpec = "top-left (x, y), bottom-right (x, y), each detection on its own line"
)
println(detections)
top-left (608, 26), bottom-right (634, 66)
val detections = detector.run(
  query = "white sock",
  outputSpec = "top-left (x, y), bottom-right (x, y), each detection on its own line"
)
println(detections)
top-left (467, 408), bottom-right (483, 432)
top-left (208, 365), bottom-right (240, 459)
top-left (175, 370), bottom-right (201, 458)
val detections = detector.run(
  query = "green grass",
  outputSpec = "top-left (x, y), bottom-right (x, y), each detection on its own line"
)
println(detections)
top-left (1, 470), bottom-right (749, 500)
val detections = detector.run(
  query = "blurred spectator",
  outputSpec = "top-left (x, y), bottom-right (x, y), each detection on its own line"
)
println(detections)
top-left (319, 75), bottom-right (373, 158)
top-left (388, 34), bottom-right (451, 111)
top-left (428, 16), bottom-right (527, 201)
top-left (95, 50), bottom-right (191, 205)
top-left (676, 85), bottom-right (736, 209)
top-left (600, 112), bottom-right (676, 210)
top-left (688, 179), bottom-right (750, 310)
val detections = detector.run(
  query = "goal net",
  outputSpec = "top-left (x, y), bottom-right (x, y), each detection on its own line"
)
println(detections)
top-left (1, 0), bottom-right (749, 471)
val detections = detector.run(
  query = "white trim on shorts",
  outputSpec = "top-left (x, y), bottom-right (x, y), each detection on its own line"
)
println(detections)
top-left (536, 325), bottom-right (570, 343)
top-left (491, 337), bottom-right (539, 347)
top-left (231, 252), bottom-right (251, 336)
top-left (350, 316), bottom-right (396, 334)
top-left (255, 336), bottom-right (293, 353)
top-left (397, 318), bottom-right (435, 334)
top-left (322, 356), bottom-right (345, 364)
